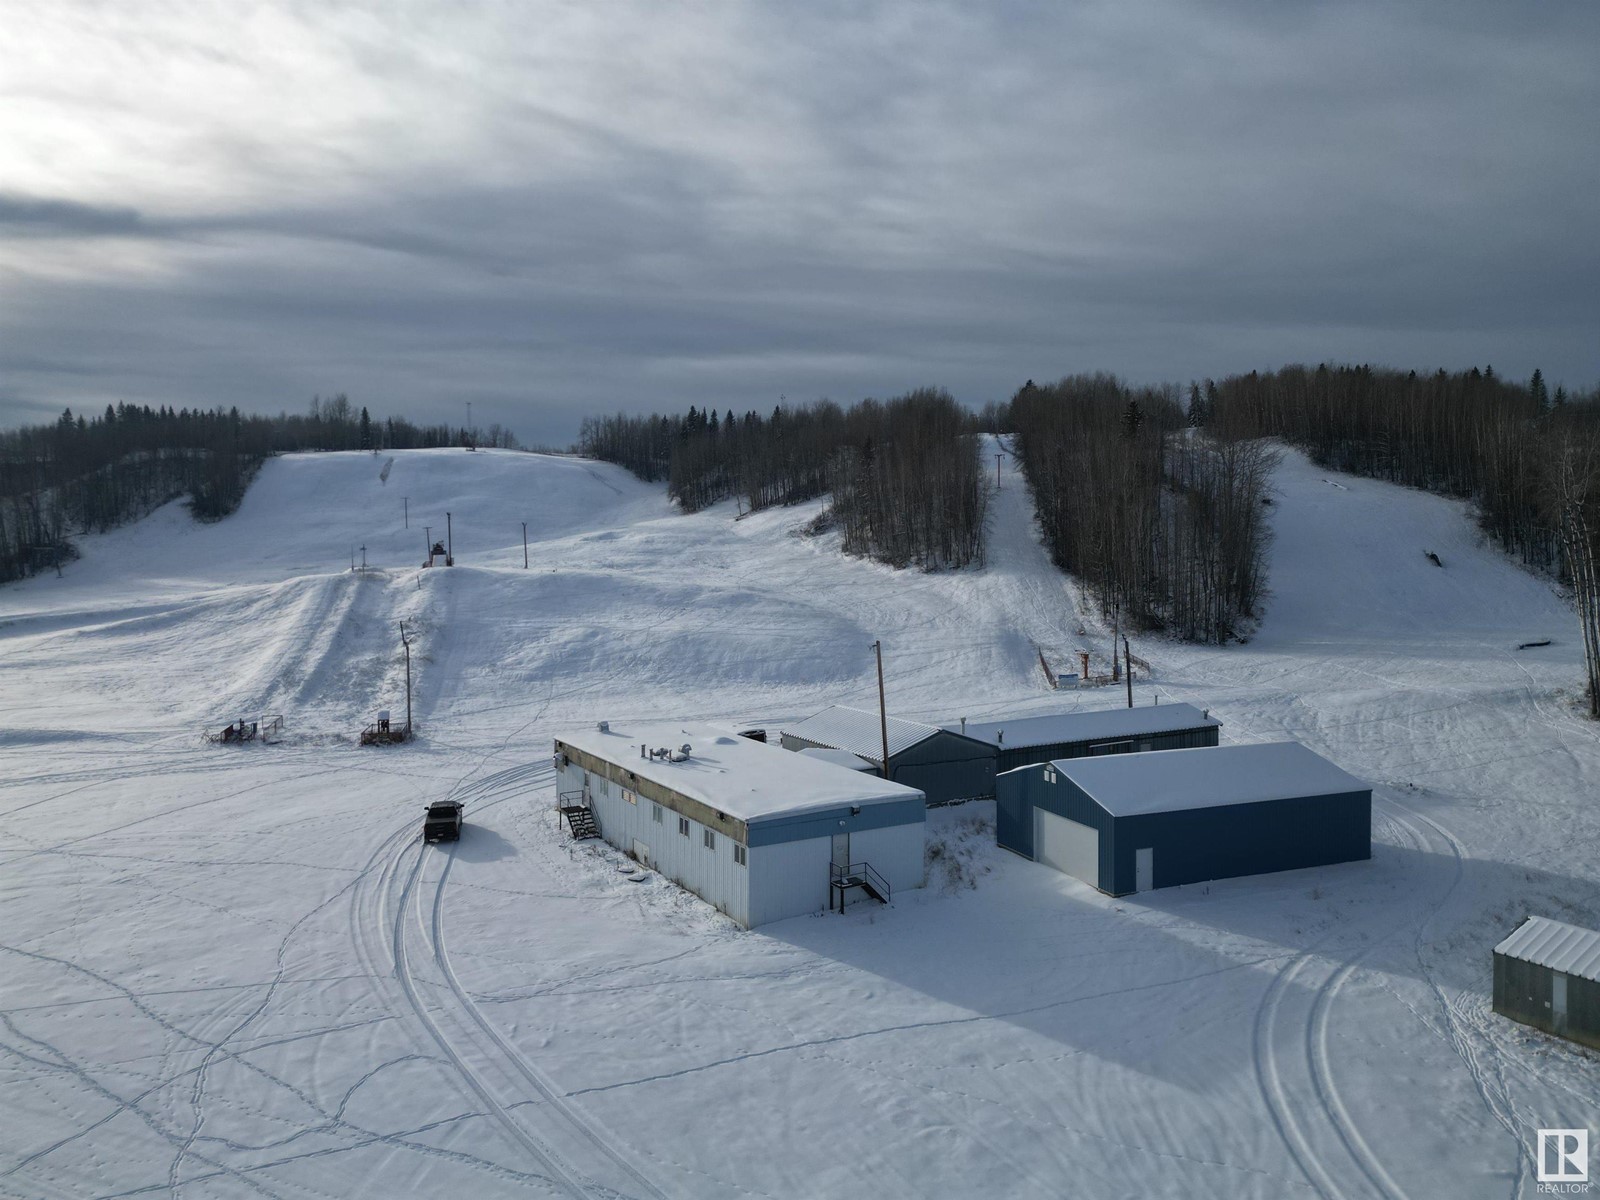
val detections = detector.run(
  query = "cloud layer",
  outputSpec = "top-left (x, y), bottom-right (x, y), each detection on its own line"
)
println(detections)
top-left (3, 1), bottom-right (1596, 441)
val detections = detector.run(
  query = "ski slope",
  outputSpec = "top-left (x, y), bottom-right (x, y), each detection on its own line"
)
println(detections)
top-left (1, 441), bottom-right (1597, 1199)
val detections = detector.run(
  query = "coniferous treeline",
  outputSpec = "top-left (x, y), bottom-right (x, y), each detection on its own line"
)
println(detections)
top-left (0, 395), bottom-right (511, 583)
top-left (1009, 375), bottom-right (1277, 643)
top-left (580, 389), bottom-right (988, 569)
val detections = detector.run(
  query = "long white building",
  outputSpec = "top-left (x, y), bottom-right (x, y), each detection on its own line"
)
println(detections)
top-left (554, 721), bottom-right (927, 928)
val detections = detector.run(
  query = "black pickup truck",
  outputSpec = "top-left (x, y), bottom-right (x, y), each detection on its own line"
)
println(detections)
top-left (423, 800), bottom-right (463, 843)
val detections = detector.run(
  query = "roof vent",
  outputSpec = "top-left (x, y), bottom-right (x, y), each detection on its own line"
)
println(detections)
top-left (597, 720), bottom-right (610, 733)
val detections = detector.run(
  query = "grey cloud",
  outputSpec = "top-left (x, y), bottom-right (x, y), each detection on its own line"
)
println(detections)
top-left (1, 1), bottom-right (1596, 444)
top-left (0, 195), bottom-right (151, 238)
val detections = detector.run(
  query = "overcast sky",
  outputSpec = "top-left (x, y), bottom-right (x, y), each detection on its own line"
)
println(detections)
top-left (2, 1), bottom-right (1596, 444)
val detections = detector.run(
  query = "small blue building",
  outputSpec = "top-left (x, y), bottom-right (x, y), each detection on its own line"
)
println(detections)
top-left (996, 742), bottom-right (1370, 895)
top-left (780, 706), bottom-right (994, 806)
top-left (945, 703), bottom-right (1221, 776)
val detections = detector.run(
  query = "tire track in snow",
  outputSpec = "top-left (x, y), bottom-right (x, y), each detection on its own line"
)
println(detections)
top-left (346, 761), bottom-right (615, 1195)
top-left (387, 839), bottom-right (588, 1197)
top-left (1380, 801), bottom-right (1529, 1195)
top-left (1253, 809), bottom-right (1435, 1200)
top-left (429, 844), bottom-right (668, 1200)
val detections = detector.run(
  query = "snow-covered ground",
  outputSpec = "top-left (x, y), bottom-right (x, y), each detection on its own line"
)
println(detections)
top-left (2, 440), bottom-right (1596, 1199)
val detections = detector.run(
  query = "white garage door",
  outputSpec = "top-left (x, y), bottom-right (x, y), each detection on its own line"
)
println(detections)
top-left (1034, 809), bottom-right (1100, 889)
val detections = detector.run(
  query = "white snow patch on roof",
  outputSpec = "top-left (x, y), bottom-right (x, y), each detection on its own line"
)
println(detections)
top-left (1495, 915), bottom-right (1600, 983)
top-left (796, 747), bottom-right (877, 772)
top-left (557, 721), bottom-right (924, 823)
top-left (947, 703), bottom-right (1219, 749)
top-left (782, 705), bottom-right (941, 760)
top-left (1039, 741), bottom-right (1368, 816)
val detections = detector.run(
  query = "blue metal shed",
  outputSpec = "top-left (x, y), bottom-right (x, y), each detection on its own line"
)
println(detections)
top-left (780, 706), bottom-right (994, 806)
top-left (996, 742), bottom-right (1371, 895)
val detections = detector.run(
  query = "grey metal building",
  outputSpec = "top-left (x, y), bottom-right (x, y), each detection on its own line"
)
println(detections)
top-left (780, 705), bottom-right (993, 806)
top-left (996, 742), bottom-right (1371, 895)
top-left (1493, 915), bottom-right (1600, 1050)
top-left (944, 703), bottom-right (1221, 777)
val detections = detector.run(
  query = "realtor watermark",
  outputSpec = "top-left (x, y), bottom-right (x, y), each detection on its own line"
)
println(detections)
top-left (1538, 1129), bottom-right (1591, 1193)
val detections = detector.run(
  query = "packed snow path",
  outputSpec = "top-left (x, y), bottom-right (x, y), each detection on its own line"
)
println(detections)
top-left (1, 445), bottom-right (1596, 1198)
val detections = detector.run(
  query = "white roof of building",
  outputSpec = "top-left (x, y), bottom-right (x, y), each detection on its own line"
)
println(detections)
top-left (796, 747), bottom-right (878, 772)
top-left (1036, 741), bottom-right (1368, 817)
top-left (946, 703), bottom-right (1219, 749)
top-left (782, 705), bottom-right (944, 761)
top-left (1495, 916), bottom-right (1600, 983)
top-left (557, 721), bottom-right (924, 823)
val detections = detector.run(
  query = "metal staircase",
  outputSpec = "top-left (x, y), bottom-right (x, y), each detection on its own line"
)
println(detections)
top-left (830, 860), bottom-right (890, 913)
top-left (558, 791), bottom-right (600, 841)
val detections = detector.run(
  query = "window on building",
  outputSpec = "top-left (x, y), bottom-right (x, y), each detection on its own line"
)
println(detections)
top-left (599, 776), bottom-right (610, 796)
top-left (623, 787), bottom-right (636, 805)
top-left (1090, 740), bottom-right (1133, 756)
top-left (703, 829), bottom-right (715, 850)
top-left (652, 803), bottom-right (663, 823)
top-left (678, 816), bottom-right (690, 837)
top-left (734, 843), bottom-right (746, 866)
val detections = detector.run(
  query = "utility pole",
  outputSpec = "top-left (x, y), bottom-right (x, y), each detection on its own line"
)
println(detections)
top-left (872, 640), bottom-right (890, 781)
top-left (1112, 606), bottom-right (1121, 682)
top-left (1124, 637), bottom-right (1133, 708)
top-left (424, 526), bottom-right (432, 566)
top-left (399, 620), bottom-right (413, 735)
top-left (466, 401), bottom-right (473, 445)
top-left (403, 496), bottom-right (409, 528)
top-left (996, 452), bottom-right (1003, 490)
top-left (522, 521), bottom-right (529, 569)
top-left (359, 545), bottom-right (367, 571)
top-left (446, 511), bottom-right (453, 565)
top-left (350, 545), bottom-right (355, 572)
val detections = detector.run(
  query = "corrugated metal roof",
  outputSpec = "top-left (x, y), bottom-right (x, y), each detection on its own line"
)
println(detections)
top-left (783, 705), bottom-right (940, 761)
top-left (945, 703), bottom-right (1219, 749)
top-left (1495, 916), bottom-right (1600, 983)
top-left (1029, 741), bottom-right (1368, 817)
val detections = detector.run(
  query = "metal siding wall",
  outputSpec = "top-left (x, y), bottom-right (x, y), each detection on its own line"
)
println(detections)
top-left (748, 838), bottom-right (832, 925)
top-left (1569, 974), bottom-right (1600, 1051)
top-left (748, 797), bottom-right (925, 847)
top-left (1001, 767), bottom-right (1118, 890)
top-left (1493, 956), bottom-right (1600, 1051)
top-left (995, 724), bottom-right (1220, 774)
top-left (847, 822), bottom-right (926, 893)
top-left (561, 763), bottom-right (751, 927)
top-left (1114, 790), bottom-right (1371, 893)
top-left (891, 733), bottom-right (996, 804)
top-left (994, 768), bottom-right (1037, 856)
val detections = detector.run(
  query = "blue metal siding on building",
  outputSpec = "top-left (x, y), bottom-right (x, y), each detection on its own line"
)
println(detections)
top-left (996, 761), bottom-right (1370, 896)
top-left (889, 731), bottom-right (996, 805)
top-left (783, 727), bottom-right (995, 806)
top-left (744, 795), bottom-right (926, 847)
top-left (1100, 790), bottom-right (1371, 895)
top-left (992, 724), bottom-right (1219, 775)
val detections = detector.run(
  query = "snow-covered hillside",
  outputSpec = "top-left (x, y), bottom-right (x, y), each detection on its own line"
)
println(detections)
top-left (2, 442), bottom-right (1596, 1199)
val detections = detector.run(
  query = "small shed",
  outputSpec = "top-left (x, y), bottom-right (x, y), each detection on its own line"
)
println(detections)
top-left (1493, 915), bottom-right (1600, 1050)
top-left (945, 703), bottom-right (1221, 777)
top-left (780, 705), bottom-right (992, 806)
top-left (996, 742), bottom-right (1371, 895)
top-left (554, 721), bottom-right (926, 927)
